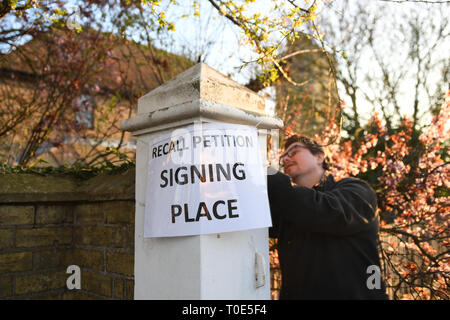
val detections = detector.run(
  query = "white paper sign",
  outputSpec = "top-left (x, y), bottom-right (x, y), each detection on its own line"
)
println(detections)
top-left (144, 122), bottom-right (272, 238)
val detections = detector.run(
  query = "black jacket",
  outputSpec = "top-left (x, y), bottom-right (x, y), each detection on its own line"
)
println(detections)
top-left (267, 170), bottom-right (388, 300)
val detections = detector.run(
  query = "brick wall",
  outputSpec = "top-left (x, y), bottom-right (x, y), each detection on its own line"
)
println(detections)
top-left (0, 169), bottom-right (135, 299)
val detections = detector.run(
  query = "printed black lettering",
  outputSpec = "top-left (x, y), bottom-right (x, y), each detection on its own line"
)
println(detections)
top-left (171, 205), bottom-right (182, 223)
top-left (184, 203), bottom-right (195, 222)
top-left (176, 138), bottom-right (186, 151)
top-left (245, 135), bottom-right (253, 147)
top-left (171, 199), bottom-right (240, 223)
top-left (193, 136), bottom-right (201, 148)
top-left (233, 163), bottom-right (246, 180)
top-left (195, 202), bottom-right (212, 221)
top-left (211, 135), bottom-right (219, 147)
top-left (169, 168), bottom-right (173, 186)
top-left (216, 163), bottom-right (231, 182)
top-left (212, 200), bottom-right (226, 219)
top-left (168, 141), bottom-right (175, 153)
top-left (175, 166), bottom-right (188, 185)
top-left (208, 164), bottom-right (214, 182)
top-left (163, 142), bottom-right (170, 154)
top-left (236, 135), bottom-right (245, 147)
top-left (203, 135), bottom-right (211, 147)
top-left (228, 199), bottom-right (239, 218)
top-left (223, 135), bottom-right (230, 146)
top-left (231, 135), bottom-right (236, 146)
top-left (191, 164), bottom-right (206, 183)
top-left (160, 170), bottom-right (169, 188)
top-left (159, 163), bottom-right (246, 187)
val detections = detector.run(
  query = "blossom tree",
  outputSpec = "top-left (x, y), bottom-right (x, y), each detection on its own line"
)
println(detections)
top-left (284, 92), bottom-right (449, 300)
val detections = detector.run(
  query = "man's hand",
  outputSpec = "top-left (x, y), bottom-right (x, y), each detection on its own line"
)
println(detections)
top-left (266, 165), bottom-right (279, 176)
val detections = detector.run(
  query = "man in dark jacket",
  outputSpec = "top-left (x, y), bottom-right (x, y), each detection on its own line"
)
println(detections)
top-left (267, 135), bottom-right (388, 299)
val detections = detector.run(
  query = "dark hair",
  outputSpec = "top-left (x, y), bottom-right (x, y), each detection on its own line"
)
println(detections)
top-left (284, 135), bottom-right (330, 170)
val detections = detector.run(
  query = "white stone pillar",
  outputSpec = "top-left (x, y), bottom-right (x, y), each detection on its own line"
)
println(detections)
top-left (121, 63), bottom-right (283, 300)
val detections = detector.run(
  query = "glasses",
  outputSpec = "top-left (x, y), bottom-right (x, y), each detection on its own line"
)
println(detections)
top-left (279, 145), bottom-right (307, 163)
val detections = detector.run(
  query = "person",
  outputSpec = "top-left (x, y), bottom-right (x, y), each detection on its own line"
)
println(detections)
top-left (267, 135), bottom-right (388, 300)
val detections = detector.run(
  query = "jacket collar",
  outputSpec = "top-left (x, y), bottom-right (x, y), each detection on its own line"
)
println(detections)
top-left (313, 173), bottom-right (335, 191)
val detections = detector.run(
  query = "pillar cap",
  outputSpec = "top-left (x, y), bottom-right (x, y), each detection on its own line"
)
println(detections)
top-left (138, 63), bottom-right (266, 115)
top-left (121, 63), bottom-right (283, 135)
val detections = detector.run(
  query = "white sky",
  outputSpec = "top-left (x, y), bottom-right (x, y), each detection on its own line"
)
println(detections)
top-left (5, 0), bottom-right (447, 124)
top-left (154, 0), bottom-right (449, 125)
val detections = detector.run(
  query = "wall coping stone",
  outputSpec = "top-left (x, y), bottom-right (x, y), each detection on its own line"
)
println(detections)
top-left (0, 168), bottom-right (135, 203)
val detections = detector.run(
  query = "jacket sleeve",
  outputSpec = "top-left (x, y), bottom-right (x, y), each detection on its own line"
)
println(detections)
top-left (266, 170), bottom-right (292, 238)
top-left (267, 170), bottom-right (378, 236)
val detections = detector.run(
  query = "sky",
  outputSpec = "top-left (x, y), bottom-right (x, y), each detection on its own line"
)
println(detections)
top-left (154, 0), bottom-right (313, 117)
top-left (3, 0), bottom-right (449, 125)
top-left (153, 0), bottom-right (449, 125)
